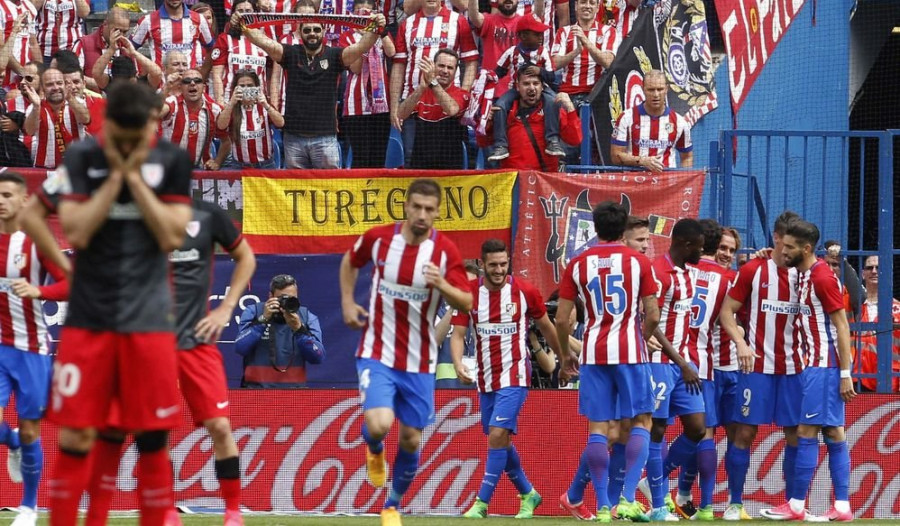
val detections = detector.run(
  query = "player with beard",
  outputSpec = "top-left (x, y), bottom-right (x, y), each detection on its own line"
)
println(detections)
top-left (159, 68), bottom-right (232, 170)
top-left (340, 179), bottom-right (472, 526)
top-left (242, 9), bottom-right (386, 169)
top-left (761, 220), bottom-right (855, 522)
top-left (450, 239), bottom-right (558, 519)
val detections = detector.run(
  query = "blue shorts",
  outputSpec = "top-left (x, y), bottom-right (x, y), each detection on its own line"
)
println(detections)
top-left (479, 387), bottom-right (527, 434)
top-left (733, 372), bottom-right (802, 427)
top-left (702, 380), bottom-right (718, 428)
top-left (714, 369), bottom-right (740, 426)
top-left (650, 363), bottom-right (705, 419)
top-left (356, 358), bottom-right (434, 429)
top-left (0, 345), bottom-right (52, 420)
top-left (799, 367), bottom-right (845, 427)
top-left (579, 363), bottom-right (653, 422)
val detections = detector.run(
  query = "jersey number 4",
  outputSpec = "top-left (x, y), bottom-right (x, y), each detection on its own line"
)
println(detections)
top-left (587, 274), bottom-right (626, 316)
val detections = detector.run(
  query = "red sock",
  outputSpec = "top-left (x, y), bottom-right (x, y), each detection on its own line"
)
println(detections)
top-left (50, 449), bottom-right (93, 526)
top-left (219, 478), bottom-right (241, 512)
top-left (86, 438), bottom-right (125, 526)
top-left (137, 449), bottom-right (174, 526)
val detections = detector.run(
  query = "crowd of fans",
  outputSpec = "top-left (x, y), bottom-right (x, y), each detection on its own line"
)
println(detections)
top-left (0, 0), bottom-right (689, 171)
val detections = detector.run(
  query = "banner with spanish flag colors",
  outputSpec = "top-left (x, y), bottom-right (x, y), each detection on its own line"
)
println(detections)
top-left (241, 170), bottom-right (517, 257)
top-left (512, 170), bottom-right (707, 297)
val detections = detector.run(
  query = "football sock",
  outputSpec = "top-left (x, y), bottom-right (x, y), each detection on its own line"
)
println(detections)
top-left (50, 448), bottom-right (93, 526)
top-left (606, 442), bottom-right (627, 504)
top-left (0, 422), bottom-right (17, 448)
top-left (725, 444), bottom-right (749, 505)
top-left (20, 439), bottom-right (42, 510)
top-left (566, 451), bottom-right (592, 504)
top-left (792, 436), bottom-right (819, 502)
top-left (825, 439), bottom-right (850, 502)
top-left (697, 438), bottom-right (716, 508)
top-left (677, 453), bottom-right (698, 503)
top-left (583, 434), bottom-right (610, 510)
top-left (477, 447), bottom-right (507, 504)
top-left (137, 449), bottom-right (174, 526)
top-left (361, 423), bottom-right (384, 455)
top-left (622, 428), bottom-right (650, 503)
top-left (384, 448), bottom-right (418, 509)
top-left (504, 445), bottom-right (533, 495)
top-left (783, 443), bottom-right (798, 501)
top-left (662, 434), bottom-right (699, 477)
top-left (86, 436), bottom-right (125, 526)
top-left (647, 440), bottom-right (666, 509)
top-left (215, 456), bottom-right (241, 512)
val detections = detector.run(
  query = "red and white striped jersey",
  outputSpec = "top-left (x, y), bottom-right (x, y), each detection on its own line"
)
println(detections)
top-left (653, 254), bottom-right (693, 364)
top-left (35, 0), bottom-right (83, 58)
top-left (131, 7), bottom-right (215, 68)
top-left (210, 33), bottom-right (269, 104)
top-left (161, 95), bottom-right (224, 165)
top-left (0, 0), bottom-right (37, 89)
top-left (229, 102), bottom-right (273, 164)
top-left (348, 222), bottom-right (468, 374)
top-left (728, 258), bottom-right (804, 375)
top-left (0, 232), bottom-right (65, 355)
top-left (451, 276), bottom-right (546, 392)
top-left (714, 268), bottom-right (738, 371)
top-left (559, 243), bottom-right (656, 366)
top-left (5, 94), bottom-right (30, 114)
top-left (26, 100), bottom-right (83, 169)
top-left (340, 29), bottom-right (389, 116)
top-left (393, 7), bottom-right (478, 99)
top-left (609, 0), bottom-right (638, 53)
top-left (795, 260), bottom-right (844, 369)
top-left (552, 21), bottom-right (617, 95)
top-left (495, 44), bottom-right (553, 90)
top-left (611, 103), bottom-right (693, 168)
top-left (685, 258), bottom-right (733, 380)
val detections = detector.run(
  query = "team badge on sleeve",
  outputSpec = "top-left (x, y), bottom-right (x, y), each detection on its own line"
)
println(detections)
top-left (141, 164), bottom-right (164, 188)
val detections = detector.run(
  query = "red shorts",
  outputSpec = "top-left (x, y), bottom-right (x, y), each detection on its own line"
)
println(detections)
top-left (177, 343), bottom-right (230, 425)
top-left (48, 328), bottom-right (181, 431)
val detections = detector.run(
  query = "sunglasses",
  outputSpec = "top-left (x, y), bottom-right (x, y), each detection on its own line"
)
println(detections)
top-left (22, 75), bottom-right (34, 82)
top-left (864, 265), bottom-right (878, 271)
top-left (181, 78), bottom-right (204, 85)
top-left (302, 27), bottom-right (323, 34)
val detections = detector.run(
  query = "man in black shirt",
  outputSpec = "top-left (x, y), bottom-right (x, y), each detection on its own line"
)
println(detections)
top-left (240, 11), bottom-right (387, 168)
top-left (48, 81), bottom-right (193, 526)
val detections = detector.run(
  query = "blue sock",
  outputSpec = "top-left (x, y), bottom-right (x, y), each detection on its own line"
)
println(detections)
top-left (678, 453), bottom-right (698, 498)
top-left (623, 428), bottom-right (650, 502)
top-left (20, 439), bottom-right (42, 510)
top-left (662, 434), bottom-right (699, 476)
top-left (725, 445), bottom-right (749, 505)
top-left (583, 434), bottom-right (610, 510)
top-left (647, 440), bottom-right (665, 509)
top-left (361, 423), bottom-right (384, 454)
top-left (825, 439), bottom-right (849, 501)
top-left (0, 423), bottom-right (19, 449)
top-left (793, 437), bottom-right (819, 502)
top-left (504, 445), bottom-right (533, 495)
top-left (477, 448), bottom-right (507, 503)
top-left (607, 442), bottom-right (627, 504)
top-left (566, 451), bottom-right (592, 504)
top-left (384, 448), bottom-right (419, 509)
top-left (697, 439), bottom-right (716, 508)
top-left (783, 444), bottom-right (798, 501)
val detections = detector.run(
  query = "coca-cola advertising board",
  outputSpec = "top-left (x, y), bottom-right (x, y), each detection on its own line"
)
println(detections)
top-left (0, 392), bottom-right (898, 517)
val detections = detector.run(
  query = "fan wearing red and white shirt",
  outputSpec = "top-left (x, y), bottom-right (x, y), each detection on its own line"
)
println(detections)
top-left (396, 49), bottom-right (470, 169)
top-left (552, 0), bottom-right (616, 98)
top-left (33, 0), bottom-right (89, 62)
top-left (512, 0), bottom-right (570, 41)
top-left (610, 70), bottom-right (693, 173)
top-left (389, 0), bottom-right (478, 129)
top-left (761, 219), bottom-right (856, 523)
top-left (159, 69), bottom-right (232, 170)
top-left (340, 179), bottom-right (472, 525)
top-left (607, 0), bottom-right (640, 53)
top-left (22, 68), bottom-right (89, 169)
top-left (131, 0), bottom-right (215, 69)
top-left (210, 0), bottom-right (269, 106)
top-left (467, 0), bottom-right (521, 96)
top-left (0, 1), bottom-right (41, 91)
top-left (644, 219), bottom-right (706, 518)
top-left (450, 239), bottom-right (556, 518)
top-left (216, 70), bottom-right (284, 169)
top-left (555, 201), bottom-right (659, 519)
top-left (717, 211), bottom-right (804, 518)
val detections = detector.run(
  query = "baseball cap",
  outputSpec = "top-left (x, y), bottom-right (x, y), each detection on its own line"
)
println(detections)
top-left (516, 14), bottom-right (549, 34)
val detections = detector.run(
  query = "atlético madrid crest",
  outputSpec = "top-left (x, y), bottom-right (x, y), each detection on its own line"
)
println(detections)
top-left (14, 253), bottom-right (26, 270)
top-left (503, 303), bottom-right (518, 317)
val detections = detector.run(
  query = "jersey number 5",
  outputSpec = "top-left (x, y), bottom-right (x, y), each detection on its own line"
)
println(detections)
top-left (588, 274), bottom-right (626, 316)
top-left (690, 285), bottom-right (709, 328)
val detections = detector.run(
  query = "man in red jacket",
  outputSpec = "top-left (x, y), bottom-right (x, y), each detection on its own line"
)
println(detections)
top-left (483, 64), bottom-right (582, 171)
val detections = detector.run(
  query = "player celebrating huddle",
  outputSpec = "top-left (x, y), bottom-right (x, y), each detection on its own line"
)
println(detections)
top-left (761, 219), bottom-right (855, 522)
top-left (451, 239), bottom-right (558, 519)
top-left (340, 179), bottom-right (472, 526)
top-left (556, 201), bottom-right (659, 523)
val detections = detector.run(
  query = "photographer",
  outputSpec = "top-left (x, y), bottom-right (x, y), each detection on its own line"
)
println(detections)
top-left (235, 274), bottom-right (325, 388)
top-left (529, 291), bottom-right (583, 389)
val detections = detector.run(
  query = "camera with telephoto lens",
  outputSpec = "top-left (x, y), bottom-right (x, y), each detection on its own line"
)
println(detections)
top-left (278, 294), bottom-right (300, 313)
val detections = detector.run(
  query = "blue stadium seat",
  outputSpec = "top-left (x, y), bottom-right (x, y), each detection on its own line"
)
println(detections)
top-left (385, 128), bottom-right (404, 168)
